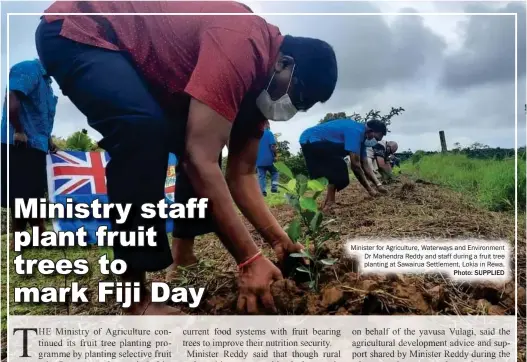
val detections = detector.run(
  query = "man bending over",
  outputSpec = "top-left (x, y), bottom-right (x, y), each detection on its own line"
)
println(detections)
top-left (300, 119), bottom-right (387, 209)
top-left (37, 1), bottom-right (338, 315)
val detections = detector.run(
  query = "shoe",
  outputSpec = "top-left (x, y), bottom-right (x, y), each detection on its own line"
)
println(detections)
top-left (263, 192), bottom-right (267, 197)
top-left (271, 189), bottom-right (278, 193)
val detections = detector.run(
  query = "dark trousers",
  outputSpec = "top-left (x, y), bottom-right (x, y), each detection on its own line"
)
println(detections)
top-left (1, 143), bottom-right (48, 231)
top-left (301, 141), bottom-right (350, 192)
top-left (36, 20), bottom-right (173, 271)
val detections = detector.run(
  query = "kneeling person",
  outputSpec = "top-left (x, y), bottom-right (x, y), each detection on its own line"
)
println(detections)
top-left (300, 119), bottom-right (388, 209)
top-left (373, 140), bottom-right (398, 182)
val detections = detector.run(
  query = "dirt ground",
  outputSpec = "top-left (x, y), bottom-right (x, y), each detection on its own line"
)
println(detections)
top-left (167, 178), bottom-right (526, 359)
top-left (10, 178), bottom-right (524, 360)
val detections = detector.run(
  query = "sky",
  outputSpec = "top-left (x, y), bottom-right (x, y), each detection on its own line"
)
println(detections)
top-left (1, 0), bottom-right (526, 154)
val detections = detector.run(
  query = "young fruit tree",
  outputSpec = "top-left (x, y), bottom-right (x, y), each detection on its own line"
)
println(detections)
top-left (274, 161), bottom-right (338, 291)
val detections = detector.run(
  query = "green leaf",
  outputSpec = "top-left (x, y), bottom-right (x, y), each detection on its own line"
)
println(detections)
top-left (278, 183), bottom-right (290, 191)
top-left (300, 248), bottom-right (313, 260)
top-left (286, 218), bottom-right (301, 242)
top-left (287, 179), bottom-right (297, 192)
top-left (285, 194), bottom-right (301, 212)
top-left (301, 210), bottom-right (316, 226)
top-left (296, 266), bottom-right (311, 274)
top-left (309, 212), bottom-right (323, 232)
top-left (296, 174), bottom-right (308, 196)
top-left (305, 237), bottom-right (311, 250)
top-left (312, 191), bottom-right (323, 201)
top-left (307, 179), bottom-right (325, 192)
top-left (290, 253), bottom-right (305, 258)
top-left (300, 197), bottom-right (318, 212)
top-left (316, 177), bottom-right (329, 187)
top-left (309, 280), bottom-right (316, 290)
top-left (275, 161), bottom-right (293, 180)
top-left (320, 258), bottom-right (338, 266)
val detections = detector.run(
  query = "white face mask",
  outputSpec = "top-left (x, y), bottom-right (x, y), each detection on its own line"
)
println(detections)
top-left (256, 64), bottom-right (298, 122)
top-left (364, 138), bottom-right (378, 147)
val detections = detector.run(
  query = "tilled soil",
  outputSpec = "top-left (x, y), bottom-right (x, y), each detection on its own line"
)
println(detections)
top-left (162, 179), bottom-right (525, 360)
top-left (172, 179), bottom-right (523, 318)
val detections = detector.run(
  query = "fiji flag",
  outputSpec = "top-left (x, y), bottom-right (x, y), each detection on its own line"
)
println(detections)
top-left (46, 151), bottom-right (178, 244)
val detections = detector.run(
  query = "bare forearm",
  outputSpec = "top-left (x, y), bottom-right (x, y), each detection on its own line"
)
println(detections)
top-left (351, 165), bottom-right (374, 192)
top-left (379, 164), bottom-right (392, 177)
top-left (8, 92), bottom-right (22, 132)
top-left (228, 173), bottom-right (286, 244)
top-left (185, 160), bottom-right (259, 263)
top-left (362, 161), bottom-right (381, 186)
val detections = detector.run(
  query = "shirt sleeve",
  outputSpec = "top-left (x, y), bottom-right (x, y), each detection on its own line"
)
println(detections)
top-left (343, 127), bottom-right (364, 155)
top-left (360, 144), bottom-right (367, 159)
top-left (184, 27), bottom-right (264, 122)
top-left (268, 131), bottom-right (276, 145)
top-left (9, 62), bottom-right (40, 96)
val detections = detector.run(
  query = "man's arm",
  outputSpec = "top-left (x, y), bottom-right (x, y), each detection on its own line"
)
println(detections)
top-left (184, 99), bottom-right (259, 264)
top-left (361, 156), bottom-right (382, 186)
top-left (227, 134), bottom-right (290, 250)
top-left (48, 136), bottom-right (58, 153)
top-left (8, 91), bottom-right (23, 133)
top-left (376, 156), bottom-right (393, 179)
top-left (348, 153), bottom-right (376, 195)
top-left (8, 62), bottom-right (41, 141)
top-left (270, 144), bottom-right (277, 162)
top-left (268, 132), bottom-right (277, 161)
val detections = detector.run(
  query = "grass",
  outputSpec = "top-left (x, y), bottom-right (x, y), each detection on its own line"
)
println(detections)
top-left (400, 153), bottom-right (525, 212)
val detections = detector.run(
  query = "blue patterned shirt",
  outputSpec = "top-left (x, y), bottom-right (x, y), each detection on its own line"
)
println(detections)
top-left (1, 59), bottom-right (58, 153)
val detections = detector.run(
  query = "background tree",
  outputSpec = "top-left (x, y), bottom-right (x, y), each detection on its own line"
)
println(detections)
top-left (65, 128), bottom-right (94, 151)
top-left (318, 106), bottom-right (405, 133)
top-left (318, 111), bottom-right (350, 124)
top-left (51, 135), bottom-right (67, 150)
top-left (274, 132), bottom-right (292, 160)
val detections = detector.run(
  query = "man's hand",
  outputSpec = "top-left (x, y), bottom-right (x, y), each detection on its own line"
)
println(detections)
top-left (49, 140), bottom-right (59, 153)
top-left (270, 235), bottom-right (305, 269)
top-left (14, 132), bottom-right (28, 144)
top-left (376, 185), bottom-right (388, 194)
top-left (237, 256), bottom-right (283, 314)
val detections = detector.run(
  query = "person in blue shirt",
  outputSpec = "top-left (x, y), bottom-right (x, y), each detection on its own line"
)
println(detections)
top-left (256, 122), bottom-right (279, 196)
top-left (1, 59), bottom-right (58, 247)
top-left (299, 119), bottom-right (388, 210)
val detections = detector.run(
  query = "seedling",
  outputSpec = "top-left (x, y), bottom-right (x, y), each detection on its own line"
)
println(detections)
top-left (274, 162), bottom-right (338, 291)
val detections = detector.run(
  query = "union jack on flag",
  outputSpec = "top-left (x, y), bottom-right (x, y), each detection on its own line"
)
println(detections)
top-left (47, 150), bottom-right (178, 244)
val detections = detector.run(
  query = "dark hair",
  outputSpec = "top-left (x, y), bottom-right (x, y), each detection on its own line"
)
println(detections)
top-left (366, 120), bottom-right (387, 136)
top-left (280, 35), bottom-right (338, 105)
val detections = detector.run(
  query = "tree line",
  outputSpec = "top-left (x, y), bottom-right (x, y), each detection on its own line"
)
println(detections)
top-left (52, 128), bottom-right (103, 152)
top-left (55, 104), bottom-right (524, 169)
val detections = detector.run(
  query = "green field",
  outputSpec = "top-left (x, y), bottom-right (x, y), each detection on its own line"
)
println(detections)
top-left (399, 153), bottom-right (525, 212)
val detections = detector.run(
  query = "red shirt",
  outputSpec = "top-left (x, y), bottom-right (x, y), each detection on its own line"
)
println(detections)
top-left (44, 1), bottom-right (283, 138)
